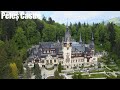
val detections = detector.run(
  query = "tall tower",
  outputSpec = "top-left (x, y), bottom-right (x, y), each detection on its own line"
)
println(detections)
top-left (79, 32), bottom-right (82, 44)
top-left (62, 22), bottom-right (72, 69)
top-left (90, 32), bottom-right (95, 56)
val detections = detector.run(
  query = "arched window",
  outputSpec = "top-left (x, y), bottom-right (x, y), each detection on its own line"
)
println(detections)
top-left (50, 60), bottom-right (52, 63)
top-left (44, 50), bottom-right (46, 53)
top-left (87, 59), bottom-right (89, 62)
top-left (66, 54), bottom-right (70, 63)
top-left (47, 60), bottom-right (49, 63)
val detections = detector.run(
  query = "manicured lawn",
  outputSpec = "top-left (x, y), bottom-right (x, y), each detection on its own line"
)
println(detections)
top-left (107, 65), bottom-right (118, 71)
top-left (90, 69), bottom-right (104, 73)
top-left (82, 74), bottom-right (107, 79)
top-left (67, 72), bottom-right (74, 75)
top-left (82, 75), bottom-right (89, 79)
top-left (89, 74), bottom-right (107, 78)
top-left (104, 68), bottom-right (111, 72)
top-left (106, 75), bottom-right (116, 79)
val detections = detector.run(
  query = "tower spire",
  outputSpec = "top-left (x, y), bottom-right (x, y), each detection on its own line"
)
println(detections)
top-left (90, 32), bottom-right (94, 49)
top-left (79, 32), bottom-right (82, 44)
top-left (92, 32), bottom-right (94, 41)
top-left (64, 19), bottom-right (71, 42)
top-left (66, 18), bottom-right (68, 29)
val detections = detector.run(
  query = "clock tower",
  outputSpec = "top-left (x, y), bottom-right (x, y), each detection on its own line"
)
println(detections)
top-left (62, 22), bottom-right (72, 69)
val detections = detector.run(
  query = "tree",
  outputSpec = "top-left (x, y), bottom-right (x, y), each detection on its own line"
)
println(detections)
top-left (48, 17), bottom-right (55, 24)
top-left (72, 73), bottom-right (78, 79)
top-left (42, 15), bottom-right (47, 22)
top-left (25, 65), bottom-right (31, 79)
top-left (1, 19), bottom-right (16, 41)
top-left (72, 72), bottom-right (83, 79)
top-left (23, 20), bottom-right (38, 45)
top-left (114, 25), bottom-right (120, 57)
top-left (78, 73), bottom-right (83, 79)
top-left (13, 27), bottom-right (28, 49)
top-left (9, 63), bottom-right (18, 79)
top-left (78, 22), bottom-right (81, 28)
top-left (58, 63), bottom-right (62, 73)
top-left (107, 22), bottom-right (115, 51)
top-left (54, 70), bottom-right (61, 79)
top-left (0, 40), bottom-right (4, 47)
top-left (33, 19), bottom-right (44, 38)
top-left (0, 41), bottom-right (11, 79)
top-left (42, 24), bottom-right (56, 42)
top-left (34, 63), bottom-right (42, 79)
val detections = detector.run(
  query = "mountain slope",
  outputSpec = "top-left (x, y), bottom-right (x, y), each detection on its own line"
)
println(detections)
top-left (105, 17), bottom-right (120, 26)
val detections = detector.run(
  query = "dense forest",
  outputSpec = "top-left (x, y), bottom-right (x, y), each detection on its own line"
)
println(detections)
top-left (0, 13), bottom-right (120, 79)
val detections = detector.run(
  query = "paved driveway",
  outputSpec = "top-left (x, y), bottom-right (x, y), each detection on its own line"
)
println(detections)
top-left (41, 66), bottom-right (57, 79)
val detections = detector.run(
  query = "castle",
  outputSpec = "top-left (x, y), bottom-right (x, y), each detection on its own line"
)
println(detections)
top-left (27, 23), bottom-right (98, 69)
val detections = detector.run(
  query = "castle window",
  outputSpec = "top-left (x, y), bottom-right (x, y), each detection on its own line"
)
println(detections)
top-left (44, 50), bottom-right (46, 53)
top-left (42, 60), bottom-right (44, 63)
top-left (81, 59), bottom-right (83, 62)
top-left (50, 60), bottom-right (52, 63)
top-left (76, 60), bottom-right (77, 62)
top-left (54, 60), bottom-right (56, 62)
top-left (87, 59), bottom-right (89, 62)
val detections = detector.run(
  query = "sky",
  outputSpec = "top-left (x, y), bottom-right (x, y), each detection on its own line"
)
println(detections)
top-left (39, 11), bottom-right (120, 24)
top-left (2, 11), bottom-right (120, 25)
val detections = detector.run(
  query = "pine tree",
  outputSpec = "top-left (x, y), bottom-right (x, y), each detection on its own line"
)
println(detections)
top-left (58, 63), bottom-right (62, 73)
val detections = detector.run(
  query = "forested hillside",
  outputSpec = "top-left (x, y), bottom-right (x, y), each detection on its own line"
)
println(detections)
top-left (0, 13), bottom-right (120, 79)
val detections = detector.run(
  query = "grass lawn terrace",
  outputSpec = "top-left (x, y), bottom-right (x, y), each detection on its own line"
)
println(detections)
top-left (82, 74), bottom-right (107, 79)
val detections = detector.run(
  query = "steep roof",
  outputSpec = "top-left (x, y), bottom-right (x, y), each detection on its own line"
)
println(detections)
top-left (72, 41), bottom-right (85, 52)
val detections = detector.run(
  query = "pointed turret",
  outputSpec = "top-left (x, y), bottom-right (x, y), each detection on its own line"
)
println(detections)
top-left (92, 32), bottom-right (94, 41)
top-left (79, 32), bottom-right (82, 44)
top-left (57, 39), bottom-right (60, 43)
top-left (64, 21), bottom-right (71, 42)
top-left (90, 32), bottom-right (94, 49)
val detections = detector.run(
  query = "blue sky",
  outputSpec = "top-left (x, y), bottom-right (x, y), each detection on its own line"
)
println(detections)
top-left (38, 11), bottom-right (120, 24)
top-left (2, 11), bottom-right (120, 25)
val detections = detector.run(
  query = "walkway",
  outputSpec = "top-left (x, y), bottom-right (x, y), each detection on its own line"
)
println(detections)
top-left (41, 66), bottom-right (57, 79)
top-left (60, 73), bottom-right (72, 79)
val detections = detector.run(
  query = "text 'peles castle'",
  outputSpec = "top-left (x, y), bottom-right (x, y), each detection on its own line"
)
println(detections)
top-left (27, 23), bottom-right (98, 69)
